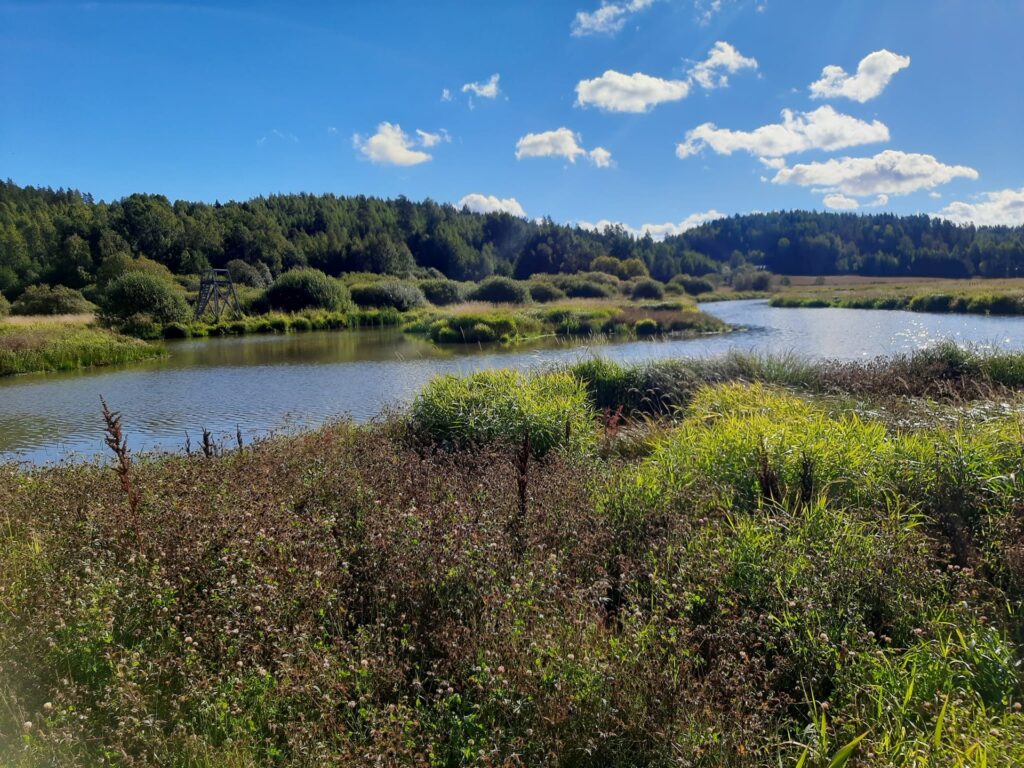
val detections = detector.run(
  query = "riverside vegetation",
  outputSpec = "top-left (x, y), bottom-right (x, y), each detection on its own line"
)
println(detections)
top-left (3, 344), bottom-right (1024, 766)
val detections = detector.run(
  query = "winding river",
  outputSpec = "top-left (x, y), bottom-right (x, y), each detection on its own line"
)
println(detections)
top-left (4, 299), bottom-right (1024, 464)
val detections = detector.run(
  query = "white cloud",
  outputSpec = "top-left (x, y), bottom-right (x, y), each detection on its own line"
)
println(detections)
top-left (578, 209), bottom-right (726, 240)
top-left (589, 147), bottom-right (614, 167)
top-left (929, 191), bottom-right (942, 199)
top-left (823, 193), bottom-right (859, 210)
top-left (575, 70), bottom-right (690, 112)
top-left (515, 127), bottom-right (612, 168)
top-left (353, 122), bottom-right (432, 166)
top-left (571, 0), bottom-right (654, 36)
top-left (441, 88), bottom-right (452, 102)
top-left (462, 74), bottom-right (500, 99)
top-left (932, 187), bottom-right (1024, 227)
top-left (694, 0), bottom-right (724, 25)
top-left (415, 129), bottom-right (450, 148)
top-left (458, 193), bottom-right (527, 217)
top-left (688, 41), bottom-right (758, 89)
top-left (258, 128), bottom-right (299, 146)
top-left (677, 106), bottom-right (889, 159)
top-left (810, 49), bottom-right (910, 103)
top-left (773, 150), bottom-right (979, 197)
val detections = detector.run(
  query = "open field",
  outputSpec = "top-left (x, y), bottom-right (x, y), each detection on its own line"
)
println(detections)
top-left (3, 347), bottom-right (1024, 766)
top-left (0, 314), bottom-right (164, 377)
top-left (766, 276), bottom-right (1024, 315)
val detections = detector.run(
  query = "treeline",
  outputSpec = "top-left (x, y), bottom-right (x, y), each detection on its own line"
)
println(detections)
top-left (2, 180), bottom-right (1024, 298)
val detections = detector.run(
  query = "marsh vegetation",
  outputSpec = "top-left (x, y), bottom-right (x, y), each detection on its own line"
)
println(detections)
top-left (3, 347), bottom-right (1024, 765)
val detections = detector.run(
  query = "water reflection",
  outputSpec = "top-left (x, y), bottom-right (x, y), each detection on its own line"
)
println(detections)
top-left (3, 300), bottom-right (1024, 464)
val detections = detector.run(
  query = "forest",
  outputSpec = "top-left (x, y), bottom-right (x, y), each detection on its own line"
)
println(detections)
top-left (2, 179), bottom-right (1024, 301)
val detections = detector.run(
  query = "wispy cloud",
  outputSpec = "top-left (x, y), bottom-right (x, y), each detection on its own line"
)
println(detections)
top-left (461, 73), bottom-right (501, 99)
top-left (257, 129), bottom-right (299, 146)
top-left (571, 0), bottom-right (654, 37)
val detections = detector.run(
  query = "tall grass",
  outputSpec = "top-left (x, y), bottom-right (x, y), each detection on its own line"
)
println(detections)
top-left (2, 367), bottom-right (1024, 765)
top-left (0, 324), bottom-right (163, 376)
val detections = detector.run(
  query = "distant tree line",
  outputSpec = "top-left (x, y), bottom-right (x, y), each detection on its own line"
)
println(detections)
top-left (2, 180), bottom-right (1023, 300)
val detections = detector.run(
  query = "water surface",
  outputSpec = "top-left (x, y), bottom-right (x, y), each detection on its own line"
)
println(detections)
top-left (4, 300), bottom-right (1024, 464)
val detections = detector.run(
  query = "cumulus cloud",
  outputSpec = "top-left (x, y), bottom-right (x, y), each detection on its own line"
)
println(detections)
top-left (515, 127), bottom-right (612, 167)
top-left (575, 70), bottom-right (690, 112)
top-left (676, 106), bottom-right (889, 159)
top-left (823, 193), bottom-right (859, 210)
top-left (810, 49), bottom-right (911, 102)
top-left (458, 193), bottom-right (527, 217)
top-left (578, 209), bottom-right (726, 240)
top-left (415, 129), bottom-right (450, 148)
top-left (462, 74), bottom-right (501, 99)
top-left (588, 146), bottom-right (614, 167)
top-left (571, 0), bottom-right (654, 36)
top-left (573, 41), bottom-right (753, 115)
top-left (689, 41), bottom-right (758, 89)
top-left (932, 187), bottom-right (1024, 227)
top-left (772, 150), bottom-right (979, 197)
top-left (353, 122), bottom-right (434, 166)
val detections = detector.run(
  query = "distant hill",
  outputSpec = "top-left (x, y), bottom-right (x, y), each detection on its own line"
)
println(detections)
top-left (2, 180), bottom-right (1023, 297)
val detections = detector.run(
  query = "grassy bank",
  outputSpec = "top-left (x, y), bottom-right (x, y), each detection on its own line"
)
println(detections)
top-left (3, 350), bottom-right (1024, 765)
top-left (404, 298), bottom-right (729, 344)
top-left (0, 315), bottom-right (163, 376)
top-left (767, 276), bottom-right (1024, 316)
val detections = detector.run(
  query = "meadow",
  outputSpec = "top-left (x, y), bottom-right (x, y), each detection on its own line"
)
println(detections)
top-left (0, 314), bottom-right (164, 377)
top-left (2, 345), bottom-right (1024, 766)
top-left (765, 276), bottom-right (1024, 316)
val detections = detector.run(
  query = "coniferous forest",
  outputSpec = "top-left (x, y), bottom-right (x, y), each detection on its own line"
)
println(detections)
top-left (3, 179), bottom-right (1024, 299)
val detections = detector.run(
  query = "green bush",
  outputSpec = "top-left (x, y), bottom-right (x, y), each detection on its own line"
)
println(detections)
top-left (290, 316), bottom-right (313, 332)
top-left (11, 284), bottom-right (95, 315)
top-left (552, 275), bottom-right (616, 299)
top-left (527, 281), bottom-right (566, 303)
top-left (102, 272), bottom-right (191, 325)
top-left (469, 276), bottom-right (532, 304)
top-left (731, 270), bottom-right (773, 291)
top-left (670, 274), bottom-right (715, 296)
top-left (410, 369), bottom-right (594, 455)
top-left (420, 278), bottom-right (470, 306)
top-left (161, 322), bottom-right (191, 339)
top-left (350, 280), bottom-right (426, 311)
top-left (0, 294), bottom-right (9, 318)
top-left (226, 259), bottom-right (270, 288)
top-left (633, 317), bottom-right (660, 336)
top-left (631, 279), bottom-right (665, 300)
top-left (261, 268), bottom-right (352, 313)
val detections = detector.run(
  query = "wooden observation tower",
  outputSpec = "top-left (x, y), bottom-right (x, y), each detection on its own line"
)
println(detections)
top-left (195, 269), bottom-right (242, 320)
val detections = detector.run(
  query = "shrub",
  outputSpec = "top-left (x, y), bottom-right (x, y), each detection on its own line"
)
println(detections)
top-left (161, 322), bottom-right (191, 339)
top-left (410, 369), bottom-right (594, 455)
top-left (731, 269), bottom-right (773, 291)
top-left (552, 275), bottom-right (617, 299)
top-left (420, 279), bottom-right (470, 306)
top-left (0, 293), bottom-right (9, 318)
top-left (226, 259), bottom-right (269, 288)
top-left (469, 276), bottom-right (532, 304)
top-left (11, 284), bottom-right (95, 315)
top-left (631, 279), bottom-right (665, 300)
top-left (633, 317), bottom-right (660, 336)
top-left (102, 272), bottom-right (191, 325)
top-left (261, 268), bottom-right (352, 313)
top-left (350, 280), bottom-right (426, 311)
top-left (527, 281), bottom-right (566, 303)
top-left (670, 274), bottom-right (715, 296)
top-left (290, 316), bottom-right (313, 332)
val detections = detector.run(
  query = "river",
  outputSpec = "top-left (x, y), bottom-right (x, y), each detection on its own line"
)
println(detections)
top-left (4, 299), bottom-right (1024, 464)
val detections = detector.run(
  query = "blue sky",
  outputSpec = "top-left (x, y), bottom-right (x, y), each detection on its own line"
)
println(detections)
top-left (2, 0), bottom-right (1023, 234)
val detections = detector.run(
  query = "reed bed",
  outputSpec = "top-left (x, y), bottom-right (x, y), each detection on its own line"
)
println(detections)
top-left (0, 322), bottom-right (163, 376)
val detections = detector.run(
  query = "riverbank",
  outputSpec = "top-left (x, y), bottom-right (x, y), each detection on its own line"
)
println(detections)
top-left (766, 276), bottom-right (1024, 316)
top-left (2, 350), bottom-right (1024, 765)
top-left (0, 314), bottom-right (163, 377)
